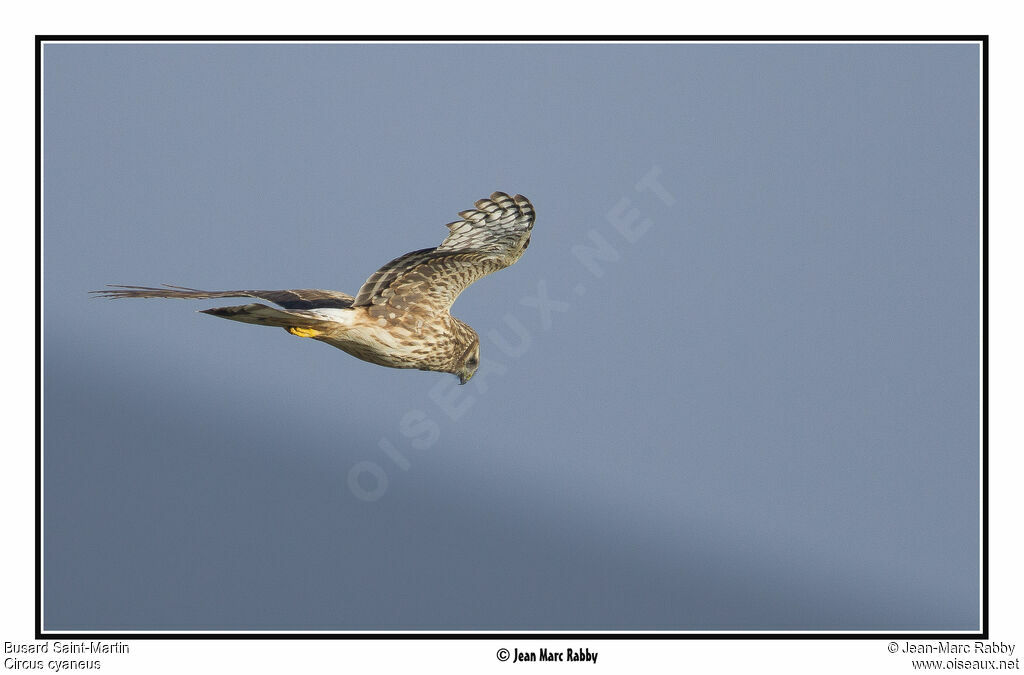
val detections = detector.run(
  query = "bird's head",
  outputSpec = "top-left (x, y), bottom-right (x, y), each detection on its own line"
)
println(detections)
top-left (454, 338), bottom-right (480, 385)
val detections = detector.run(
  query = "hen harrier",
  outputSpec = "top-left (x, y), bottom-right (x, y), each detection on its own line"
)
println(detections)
top-left (92, 192), bottom-right (535, 384)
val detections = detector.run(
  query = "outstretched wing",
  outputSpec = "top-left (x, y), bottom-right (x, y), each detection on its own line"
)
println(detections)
top-left (91, 284), bottom-right (354, 309)
top-left (352, 192), bottom-right (534, 321)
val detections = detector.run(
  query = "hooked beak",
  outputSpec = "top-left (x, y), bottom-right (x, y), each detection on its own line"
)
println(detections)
top-left (458, 371), bottom-right (473, 385)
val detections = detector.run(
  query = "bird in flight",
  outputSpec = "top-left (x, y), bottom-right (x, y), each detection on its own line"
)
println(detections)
top-left (92, 192), bottom-right (535, 384)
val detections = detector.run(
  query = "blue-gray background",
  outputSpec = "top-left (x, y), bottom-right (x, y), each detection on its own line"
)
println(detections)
top-left (43, 43), bottom-right (981, 630)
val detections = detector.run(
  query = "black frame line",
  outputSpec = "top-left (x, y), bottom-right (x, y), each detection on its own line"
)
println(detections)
top-left (35, 34), bottom-right (989, 641)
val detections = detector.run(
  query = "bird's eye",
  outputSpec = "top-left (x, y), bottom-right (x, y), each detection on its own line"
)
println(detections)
top-left (468, 357), bottom-right (478, 367)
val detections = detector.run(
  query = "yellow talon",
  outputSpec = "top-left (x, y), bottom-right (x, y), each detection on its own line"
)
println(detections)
top-left (288, 326), bottom-right (322, 338)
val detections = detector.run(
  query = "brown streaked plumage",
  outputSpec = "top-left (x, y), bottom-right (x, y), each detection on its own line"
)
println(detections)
top-left (91, 192), bottom-right (535, 384)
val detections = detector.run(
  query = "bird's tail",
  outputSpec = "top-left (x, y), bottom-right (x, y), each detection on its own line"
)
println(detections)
top-left (197, 303), bottom-right (334, 330)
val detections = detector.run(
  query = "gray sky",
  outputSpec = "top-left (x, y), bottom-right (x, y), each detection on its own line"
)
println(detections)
top-left (43, 43), bottom-right (980, 630)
